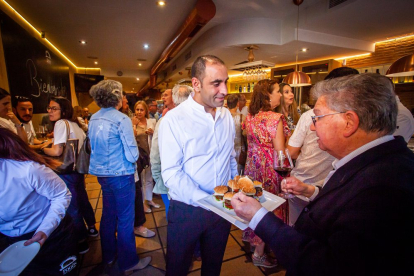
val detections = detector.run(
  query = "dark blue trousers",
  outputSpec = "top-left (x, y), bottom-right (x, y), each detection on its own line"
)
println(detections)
top-left (166, 200), bottom-right (231, 276)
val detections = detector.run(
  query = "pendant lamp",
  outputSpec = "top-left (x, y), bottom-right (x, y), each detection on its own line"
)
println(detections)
top-left (385, 52), bottom-right (414, 77)
top-left (283, 0), bottom-right (312, 87)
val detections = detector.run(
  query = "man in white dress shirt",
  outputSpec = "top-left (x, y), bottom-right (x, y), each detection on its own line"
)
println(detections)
top-left (159, 55), bottom-right (238, 276)
top-left (12, 96), bottom-right (43, 146)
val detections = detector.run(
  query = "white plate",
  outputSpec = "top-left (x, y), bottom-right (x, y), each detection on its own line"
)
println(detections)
top-left (0, 240), bottom-right (40, 276)
top-left (198, 191), bottom-right (286, 230)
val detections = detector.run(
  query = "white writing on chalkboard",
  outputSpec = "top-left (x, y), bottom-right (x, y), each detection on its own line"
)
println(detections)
top-left (26, 59), bottom-right (67, 97)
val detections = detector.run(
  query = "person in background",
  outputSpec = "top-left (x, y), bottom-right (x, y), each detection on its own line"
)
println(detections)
top-left (132, 101), bottom-right (158, 214)
top-left (159, 55), bottom-right (237, 276)
top-left (232, 73), bottom-right (414, 276)
top-left (394, 95), bottom-right (414, 142)
top-left (88, 80), bottom-right (151, 273)
top-left (161, 89), bottom-right (173, 117)
top-left (82, 107), bottom-right (91, 124)
top-left (73, 106), bottom-right (88, 132)
top-left (146, 98), bottom-right (159, 121)
top-left (40, 97), bottom-right (97, 254)
top-left (120, 91), bottom-right (134, 118)
top-left (12, 96), bottom-right (43, 146)
top-left (0, 88), bottom-right (28, 143)
top-left (286, 66), bottom-right (359, 225)
top-left (237, 94), bottom-right (249, 117)
top-left (275, 83), bottom-right (301, 132)
top-left (151, 84), bottom-right (193, 215)
top-left (157, 103), bottom-right (164, 119)
top-left (242, 79), bottom-right (289, 268)
top-left (227, 94), bottom-right (247, 173)
top-left (0, 128), bottom-right (78, 276)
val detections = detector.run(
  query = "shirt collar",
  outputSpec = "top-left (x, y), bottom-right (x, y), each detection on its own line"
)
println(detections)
top-left (333, 135), bottom-right (394, 170)
top-left (188, 93), bottom-right (224, 121)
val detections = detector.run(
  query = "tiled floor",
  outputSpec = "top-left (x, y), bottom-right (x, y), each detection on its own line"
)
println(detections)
top-left (79, 175), bottom-right (286, 276)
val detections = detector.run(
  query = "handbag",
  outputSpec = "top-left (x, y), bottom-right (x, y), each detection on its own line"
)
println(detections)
top-left (54, 120), bottom-right (79, 174)
top-left (136, 146), bottom-right (150, 175)
top-left (238, 115), bottom-right (247, 166)
top-left (76, 134), bottom-right (91, 174)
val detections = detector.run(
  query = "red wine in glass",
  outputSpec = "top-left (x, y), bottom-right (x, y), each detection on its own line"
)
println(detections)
top-left (274, 167), bottom-right (292, 177)
top-left (274, 149), bottom-right (294, 199)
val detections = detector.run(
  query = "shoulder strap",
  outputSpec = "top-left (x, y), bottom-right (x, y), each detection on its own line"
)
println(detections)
top-left (63, 120), bottom-right (70, 141)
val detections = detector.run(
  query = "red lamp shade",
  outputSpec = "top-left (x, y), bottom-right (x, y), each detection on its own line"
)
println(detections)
top-left (282, 71), bottom-right (312, 87)
top-left (386, 53), bottom-right (414, 77)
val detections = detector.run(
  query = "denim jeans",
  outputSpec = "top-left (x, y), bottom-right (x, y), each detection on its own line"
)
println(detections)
top-left (98, 175), bottom-right (139, 271)
top-left (59, 172), bottom-right (88, 241)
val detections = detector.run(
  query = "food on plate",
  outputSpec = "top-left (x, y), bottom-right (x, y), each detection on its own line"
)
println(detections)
top-left (223, 192), bottom-right (236, 210)
top-left (238, 177), bottom-right (254, 191)
top-left (228, 180), bottom-right (240, 192)
top-left (253, 181), bottom-right (263, 197)
top-left (241, 185), bottom-right (256, 198)
top-left (234, 175), bottom-right (241, 183)
top-left (213, 185), bottom-right (229, 202)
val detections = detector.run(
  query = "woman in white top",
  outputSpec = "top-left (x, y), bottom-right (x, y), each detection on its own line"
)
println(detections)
top-left (41, 97), bottom-right (96, 254)
top-left (0, 128), bottom-right (78, 275)
top-left (132, 101), bottom-right (158, 213)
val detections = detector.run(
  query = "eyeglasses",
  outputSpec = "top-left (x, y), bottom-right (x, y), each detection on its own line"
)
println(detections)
top-left (311, 112), bottom-right (345, 126)
top-left (47, 106), bottom-right (61, 112)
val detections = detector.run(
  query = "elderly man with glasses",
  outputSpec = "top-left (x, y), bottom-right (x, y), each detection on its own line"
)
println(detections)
top-left (232, 73), bottom-right (414, 276)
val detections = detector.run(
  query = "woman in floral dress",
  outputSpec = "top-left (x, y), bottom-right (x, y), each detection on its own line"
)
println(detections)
top-left (242, 79), bottom-right (290, 268)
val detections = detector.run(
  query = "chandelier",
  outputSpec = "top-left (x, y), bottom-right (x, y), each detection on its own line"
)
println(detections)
top-left (230, 45), bottom-right (275, 81)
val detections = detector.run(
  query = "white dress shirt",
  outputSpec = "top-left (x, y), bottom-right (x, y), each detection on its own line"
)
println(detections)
top-left (249, 135), bottom-right (395, 230)
top-left (0, 159), bottom-right (71, 237)
top-left (159, 94), bottom-right (238, 207)
top-left (0, 117), bottom-right (17, 133)
top-left (394, 96), bottom-right (414, 143)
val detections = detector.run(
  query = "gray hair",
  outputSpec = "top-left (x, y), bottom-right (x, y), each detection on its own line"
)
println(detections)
top-left (172, 84), bottom-right (193, 106)
top-left (89, 80), bottom-right (123, 108)
top-left (311, 73), bottom-right (397, 135)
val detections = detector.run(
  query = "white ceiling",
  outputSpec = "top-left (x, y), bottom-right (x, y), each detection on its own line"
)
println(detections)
top-left (4, 0), bottom-right (414, 94)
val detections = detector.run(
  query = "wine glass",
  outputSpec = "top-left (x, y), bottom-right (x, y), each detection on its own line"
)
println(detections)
top-left (274, 149), bottom-right (294, 199)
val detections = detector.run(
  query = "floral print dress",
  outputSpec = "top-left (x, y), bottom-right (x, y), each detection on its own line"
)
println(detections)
top-left (242, 111), bottom-right (290, 245)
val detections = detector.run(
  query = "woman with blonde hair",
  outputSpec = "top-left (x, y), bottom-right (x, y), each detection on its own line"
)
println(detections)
top-left (275, 83), bottom-right (301, 131)
top-left (132, 101), bottom-right (158, 213)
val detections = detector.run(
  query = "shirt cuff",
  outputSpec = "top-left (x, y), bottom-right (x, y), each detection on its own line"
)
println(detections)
top-left (308, 186), bottom-right (319, 201)
top-left (248, 207), bottom-right (269, 231)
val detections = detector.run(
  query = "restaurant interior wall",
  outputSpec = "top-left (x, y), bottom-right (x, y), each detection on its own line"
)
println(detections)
top-left (0, 1), bottom-right (89, 129)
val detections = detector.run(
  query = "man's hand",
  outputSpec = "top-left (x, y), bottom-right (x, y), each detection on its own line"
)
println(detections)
top-left (282, 176), bottom-right (315, 198)
top-left (231, 192), bottom-right (262, 221)
top-left (24, 231), bottom-right (47, 247)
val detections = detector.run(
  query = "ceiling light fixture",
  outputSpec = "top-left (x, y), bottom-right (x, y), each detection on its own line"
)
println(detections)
top-left (301, 48), bottom-right (307, 52)
top-left (143, 44), bottom-right (149, 49)
top-left (283, 0), bottom-right (312, 87)
top-left (79, 40), bottom-right (87, 45)
top-left (94, 61), bottom-right (98, 64)
top-left (229, 45), bottom-right (274, 81)
top-left (138, 63), bottom-right (142, 66)
top-left (386, 51), bottom-right (414, 77)
top-left (157, 1), bottom-right (166, 6)
top-left (136, 78), bottom-right (140, 81)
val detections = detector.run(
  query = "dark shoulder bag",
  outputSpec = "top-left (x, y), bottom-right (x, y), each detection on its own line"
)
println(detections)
top-left (55, 120), bottom-right (79, 174)
top-left (76, 134), bottom-right (91, 174)
top-left (136, 146), bottom-right (150, 175)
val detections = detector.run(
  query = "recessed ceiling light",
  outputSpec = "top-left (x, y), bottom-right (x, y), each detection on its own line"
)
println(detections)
top-left (136, 78), bottom-right (140, 81)
top-left (138, 63), bottom-right (142, 66)
top-left (301, 48), bottom-right (308, 52)
top-left (79, 40), bottom-right (87, 45)
top-left (157, 1), bottom-right (166, 6)
top-left (143, 44), bottom-right (149, 49)
top-left (94, 61), bottom-right (98, 64)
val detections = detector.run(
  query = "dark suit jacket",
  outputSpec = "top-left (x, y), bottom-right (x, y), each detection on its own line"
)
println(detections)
top-left (255, 136), bottom-right (414, 276)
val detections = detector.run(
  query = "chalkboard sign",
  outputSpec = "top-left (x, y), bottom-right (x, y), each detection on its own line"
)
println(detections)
top-left (0, 11), bottom-right (71, 114)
